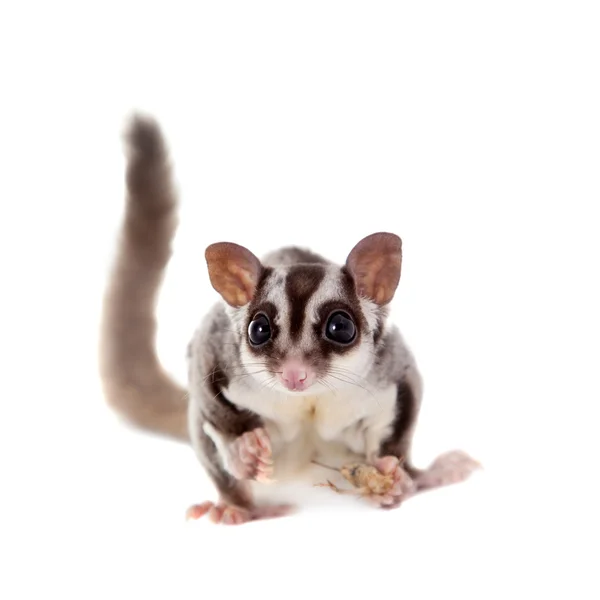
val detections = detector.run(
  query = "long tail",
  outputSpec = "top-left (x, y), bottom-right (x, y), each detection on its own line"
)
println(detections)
top-left (99, 115), bottom-right (189, 442)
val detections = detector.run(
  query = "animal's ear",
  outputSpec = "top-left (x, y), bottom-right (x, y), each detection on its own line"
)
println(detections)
top-left (345, 232), bottom-right (402, 306)
top-left (205, 242), bottom-right (262, 307)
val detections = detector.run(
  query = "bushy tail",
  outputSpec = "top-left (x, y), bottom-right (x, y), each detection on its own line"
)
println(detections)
top-left (99, 115), bottom-right (189, 442)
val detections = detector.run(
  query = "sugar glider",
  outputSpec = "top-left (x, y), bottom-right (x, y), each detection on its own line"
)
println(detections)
top-left (100, 115), bottom-right (479, 525)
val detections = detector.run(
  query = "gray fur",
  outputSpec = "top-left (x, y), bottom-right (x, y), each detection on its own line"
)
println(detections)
top-left (103, 115), bottom-right (427, 513)
top-left (262, 246), bottom-right (329, 267)
top-left (187, 246), bottom-right (423, 503)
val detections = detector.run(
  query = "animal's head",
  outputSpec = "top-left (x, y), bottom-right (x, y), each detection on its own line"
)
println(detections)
top-left (204, 233), bottom-right (402, 395)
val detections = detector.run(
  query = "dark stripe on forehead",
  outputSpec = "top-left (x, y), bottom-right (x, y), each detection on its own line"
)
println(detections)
top-left (339, 266), bottom-right (365, 323)
top-left (339, 266), bottom-right (358, 300)
top-left (246, 266), bottom-right (274, 310)
top-left (341, 265), bottom-right (384, 342)
top-left (285, 264), bottom-right (326, 341)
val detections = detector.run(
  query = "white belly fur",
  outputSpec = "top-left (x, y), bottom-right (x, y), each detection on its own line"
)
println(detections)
top-left (227, 382), bottom-right (398, 481)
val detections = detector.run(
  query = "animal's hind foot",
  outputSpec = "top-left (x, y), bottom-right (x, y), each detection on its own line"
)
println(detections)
top-left (415, 450), bottom-right (481, 491)
top-left (185, 501), bottom-right (293, 525)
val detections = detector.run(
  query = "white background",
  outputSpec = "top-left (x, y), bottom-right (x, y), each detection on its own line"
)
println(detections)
top-left (1, 1), bottom-right (599, 598)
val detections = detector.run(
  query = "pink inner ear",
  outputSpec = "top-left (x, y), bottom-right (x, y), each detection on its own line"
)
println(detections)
top-left (346, 232), bottom-right (402, 306)
top-left (205, 242), bottom-right (262, 307)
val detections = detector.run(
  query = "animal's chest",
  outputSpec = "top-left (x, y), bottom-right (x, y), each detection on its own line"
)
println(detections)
top-left (231, 386), bottom-right (371, 439)
top-left (265, 393), bottom-right (365, 441)
top-left (227, 384), bottom-right (398, 471)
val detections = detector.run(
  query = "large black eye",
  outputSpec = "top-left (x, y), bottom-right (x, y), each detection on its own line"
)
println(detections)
top-left (248, 314), bottom-right (271, 346)
top-left (325, 311), bottom-right (356, 344)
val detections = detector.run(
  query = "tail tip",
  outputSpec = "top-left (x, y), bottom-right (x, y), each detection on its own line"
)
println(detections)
top-left (124, 113), bottom-right (167, 163)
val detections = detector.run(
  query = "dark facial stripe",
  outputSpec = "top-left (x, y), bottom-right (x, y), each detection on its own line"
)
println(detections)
top-left (285, 265), bottom-right (326, 341)
top-left (341, 265), bottom-right (385, 343)
top-left (253, 267), bottom-right (274, 302)
top-left (246, 267), bottom-right (275, 321)
top-left (339, 266), bottom-right (359, 302)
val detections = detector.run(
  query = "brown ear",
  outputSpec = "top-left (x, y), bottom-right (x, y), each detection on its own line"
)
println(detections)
top-left (205, 242), bottom-right (262, 307)
top-left (345, 232), bottom-right (402, 305)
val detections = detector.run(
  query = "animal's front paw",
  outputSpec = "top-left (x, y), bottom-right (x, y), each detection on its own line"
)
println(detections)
top-left (367, 456), bottom-right (416, 509)
top-left (227, 428), bottom-right (273, 482)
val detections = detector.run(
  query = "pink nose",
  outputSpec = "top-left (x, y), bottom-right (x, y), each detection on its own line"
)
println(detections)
top-left (281, 365), bottom-right (308, 391)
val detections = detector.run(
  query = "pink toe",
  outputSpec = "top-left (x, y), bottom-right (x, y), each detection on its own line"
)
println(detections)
top-left (259, 452), bottom-right (273, 465)
top-left (255, 471), bottom-right (273, 483)
top-left (221, 507), bottom-right (249, 525)
top-left (254, 429), bottom-right (272, 453)
top-left (375, 456), bottom-right (400, 475)
top-left (185, 501), bottom-right (213, 521)
top-left (209, 505), bottom-right (225, 523)
top-left (256, 470), bottom-right (273, 481)
top-left (256, 456), bottom-right (273, 470)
